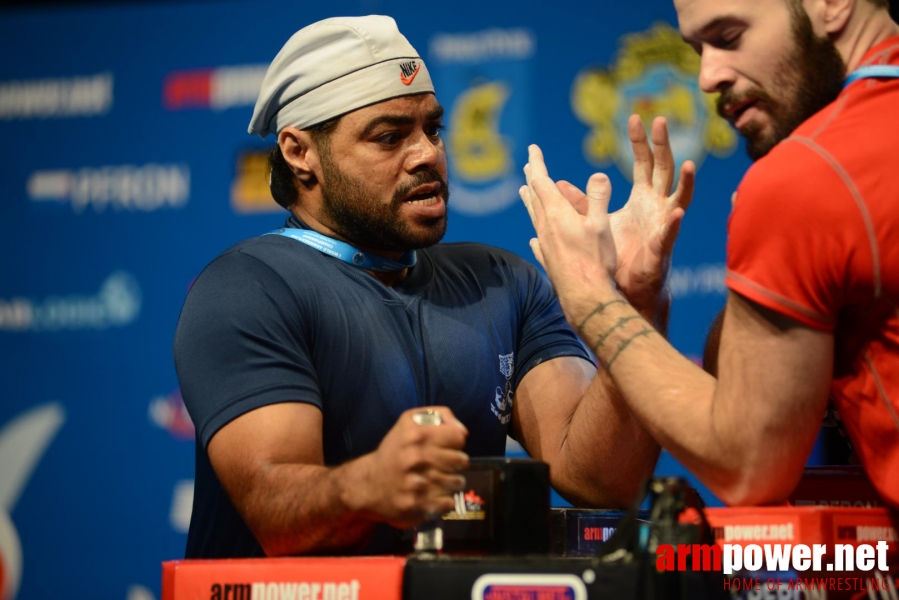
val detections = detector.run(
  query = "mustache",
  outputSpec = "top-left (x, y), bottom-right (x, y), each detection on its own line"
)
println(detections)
top-left (716, 88), bottom-right (776, 121)
top-left (392, 170), bottom-right (449, 203)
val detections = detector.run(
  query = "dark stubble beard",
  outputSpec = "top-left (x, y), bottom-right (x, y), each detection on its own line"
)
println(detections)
top-left (717, 4), bottom-right (846, 160)
top-left (317, 147), bottom-right (450, 252)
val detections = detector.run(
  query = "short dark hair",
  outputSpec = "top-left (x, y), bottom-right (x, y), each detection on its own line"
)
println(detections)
top-left (267, 115), bottom-right (341, 210)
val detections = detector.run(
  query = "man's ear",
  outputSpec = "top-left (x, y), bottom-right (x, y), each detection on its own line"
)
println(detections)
top-left (278, 126), bottom-right (322, 186)
top-left (816, 0), bottom-right (854, 36)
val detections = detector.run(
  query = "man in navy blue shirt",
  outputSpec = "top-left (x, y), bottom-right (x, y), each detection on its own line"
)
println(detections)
top-left (174, 15), bottom-right (694, 557)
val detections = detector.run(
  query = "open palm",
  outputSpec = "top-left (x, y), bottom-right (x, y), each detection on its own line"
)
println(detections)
top-left (558, 115), bottom-right (695, 314)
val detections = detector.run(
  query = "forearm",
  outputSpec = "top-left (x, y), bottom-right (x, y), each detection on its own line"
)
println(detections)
top-left (567, 288), bottom-right (779, 504)
top-left (239, 456), bottom-right (379, 556)
top-left (629, 286), bottom-right (670, 337)
top-left (553, 367), bottom-right (661, 508)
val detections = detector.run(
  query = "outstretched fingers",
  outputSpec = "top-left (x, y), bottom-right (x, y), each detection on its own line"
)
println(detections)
top-left (524, 144), bottom-right (581, 222)
top-left (585, 172), bottom-right (613, 222)
top-left (657, 161), bottom-right (696, 255)
top-left (672, 159), bottom-right (696, 213)
top-left (529, 238), bottom-right (546, 269)
top-left (556, 180), bottom-right (590, 215)
top-left (659, 207), bottom-right (686, 256)
top-left (524, 145), bottom-right (561, 206)
top-left (650, 116), bottom-right (675, 195)
top-left (628, 114), bottom-right (653, 186)
top-left (519, 184), bottom-right (539, 227)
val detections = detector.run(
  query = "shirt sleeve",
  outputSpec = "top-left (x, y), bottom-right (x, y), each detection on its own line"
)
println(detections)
top-left (511, 257), bottom-right (593, 390)
top-left (725, 139), bottom-right (872, 331)
top-left (173, 249), bottom-right (322, 449)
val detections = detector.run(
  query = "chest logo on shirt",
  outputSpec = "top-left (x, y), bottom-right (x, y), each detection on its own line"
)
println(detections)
top-left (491, 353), bottom-right (515, 424)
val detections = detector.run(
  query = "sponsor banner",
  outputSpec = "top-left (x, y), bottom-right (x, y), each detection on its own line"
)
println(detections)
top-left (0, 403), bottom-right (66, 600)
top-left (163, 65), bottom-right (267, 111)
top-left (560, 509), bottom-right (648, 557)
top-left (231, 148), bottom-right (281, 214)
top-left (161, 557), bottom-right (406, 600)
top-left (676, 506), bottom-right (899, 592)
top-left (27, 163), bottom-right (190, 214)
top-left (570, 22), bottom-right (736, 181)
top-left (0, 73), bottom-right (113, 120)
top-left (723, 572), bottom-right (894, 597)
top-left (428, 28), bottom-right (535, 216)
top-left (472, 574), bottom-right (587, 600)
top-left (691, 507), bottom-right (898, 550)
top-left (0, 271), bottom-right (142, 332)
top-left (789, 466), bottom-right (885, 508)
top-left (668, 263), bottom-right (727, 299)
top-left (169, 480), bottom-right (194, 534)
top-left (0, 508), bottom-right (22, 600)
top-left (657, 541), bottom-right (891, 575)
top-left (832, 514), bottom-right (899, 545)
top-left (149, 389), bottom-right (195, 441)
top-left (445, 489), bottom-right (486, 521)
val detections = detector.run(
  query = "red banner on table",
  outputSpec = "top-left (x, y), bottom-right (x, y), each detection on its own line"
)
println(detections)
top-left (682, 505), bottom-right (898, 557)
top-left (162, 556), bottom-right (406, 600)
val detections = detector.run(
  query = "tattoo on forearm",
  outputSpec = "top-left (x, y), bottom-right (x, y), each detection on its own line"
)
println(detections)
top-left (591, 315), bottom-right (642, 353)
top-left (577, 299), bottom-right (626, 335)
top-left (606, 328), bottom-right (654, 371)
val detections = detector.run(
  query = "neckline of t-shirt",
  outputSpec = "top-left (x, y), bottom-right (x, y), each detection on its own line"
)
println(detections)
top-left (858, 33), bottom-right (899, 67)
top-left (279, 214), bottom-right (436, 299)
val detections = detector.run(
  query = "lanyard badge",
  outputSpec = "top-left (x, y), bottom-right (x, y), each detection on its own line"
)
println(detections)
top-left (266, 228), bottom-right (417, 272)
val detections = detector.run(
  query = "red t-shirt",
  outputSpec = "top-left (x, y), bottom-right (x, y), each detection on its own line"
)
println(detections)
top-left (725, 35), bottom-right (899, 507)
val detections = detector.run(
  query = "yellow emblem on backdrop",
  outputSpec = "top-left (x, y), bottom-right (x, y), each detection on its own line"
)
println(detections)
top-left (231, 149), bottom-right (281, 214)
top-left (571, 23), bottom-right (736, 177)
top-left (448, 81), bottom-right (512, 183)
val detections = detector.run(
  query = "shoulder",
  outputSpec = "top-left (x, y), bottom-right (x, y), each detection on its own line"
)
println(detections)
top-left (734, 136), bottom-right (853, 222)
top-left (424, 242), bottom-right (539, 275)
top-left (177, 234), bottom-right (326, 338)
top-left (421, 243), bottom-right (555, 311)
top-left (190, 233), bottom-right (331, 297)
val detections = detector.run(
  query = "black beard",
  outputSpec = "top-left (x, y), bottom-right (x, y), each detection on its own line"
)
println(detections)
top-left (717, 5), bottom-right (846, 160)
top-left (317, 152), bottom-right (450, 252)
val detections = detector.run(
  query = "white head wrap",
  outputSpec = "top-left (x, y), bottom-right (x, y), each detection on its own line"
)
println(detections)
top-left (248, 15), bottom-right (435, 138)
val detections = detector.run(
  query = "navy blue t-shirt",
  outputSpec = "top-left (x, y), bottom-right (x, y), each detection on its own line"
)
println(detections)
top-left (174, 219), bottom-right (590, 557)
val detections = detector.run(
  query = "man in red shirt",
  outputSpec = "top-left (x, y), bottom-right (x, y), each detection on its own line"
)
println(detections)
top-left (521, 0), bottom-right (899, 507)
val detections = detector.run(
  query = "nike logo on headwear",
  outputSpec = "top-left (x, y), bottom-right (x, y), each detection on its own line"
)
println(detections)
top-left (399, 61), bottom-right (421, 86)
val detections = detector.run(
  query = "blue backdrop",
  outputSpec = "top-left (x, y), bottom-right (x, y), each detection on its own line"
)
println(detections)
top-left (0, 1), bottom-right (765, 598)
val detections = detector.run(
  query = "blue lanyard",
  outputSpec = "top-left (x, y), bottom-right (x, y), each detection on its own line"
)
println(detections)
top-left (266, 228), bottom-right (417, 272)
top-left (843, 65), bottom-right (899, 88)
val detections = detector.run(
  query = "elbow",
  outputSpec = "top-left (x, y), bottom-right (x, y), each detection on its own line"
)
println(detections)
top-left (252, 523), bottom-right (297, 557)
top-left (258, 538), bottom-right (290, 558)
top-left (709, 463), bottom-right (801, 507)
top-left (552, 457), bottom-right (656, 509)
top-left (603, 471), bottom-right (652, 509)
top-left (716, 483), bottom-right (790, 507)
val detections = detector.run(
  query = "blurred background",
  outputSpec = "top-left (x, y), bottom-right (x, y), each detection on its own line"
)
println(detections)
top-left (2, 0), bottom-right (896, 598)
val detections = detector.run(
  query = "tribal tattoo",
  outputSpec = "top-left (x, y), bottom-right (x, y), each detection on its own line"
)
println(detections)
top-left (577, 299), bottom-right (626, 335)
top-left (579, 298), bottom-right (657, 371)
top-left (591, 315), bottom-right (643, 353)
top-left (606, 328), bottom-right (654, 370)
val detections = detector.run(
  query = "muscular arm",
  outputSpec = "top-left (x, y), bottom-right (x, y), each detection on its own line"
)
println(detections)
top-left (512, 356), bottom-right (660, 508)
top-left (533, 287), bottom-right (831, 505)
top-left (587, 290), bottom-right (831, 504)
top-left (208, 402), bottom-right (468, 556)
top-left (511, 116), bottom-right (692, 508)
top-left (208, 403), bottom-right (373, 555)
top-left (521, 145), bottom-right (834, 506)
